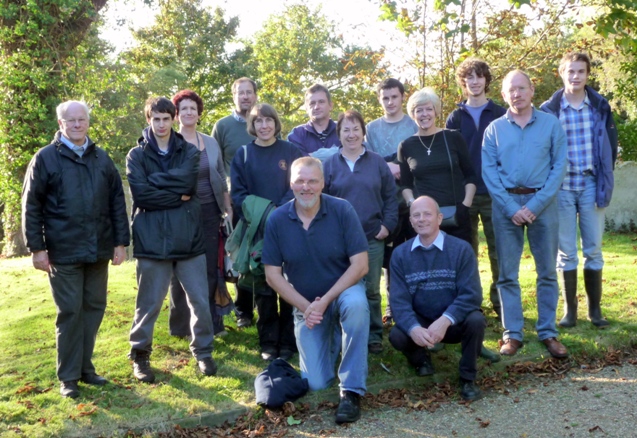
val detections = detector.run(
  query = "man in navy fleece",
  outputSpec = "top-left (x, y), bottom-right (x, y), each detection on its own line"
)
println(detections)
top-left (389, 196), bottom-right (485, 401)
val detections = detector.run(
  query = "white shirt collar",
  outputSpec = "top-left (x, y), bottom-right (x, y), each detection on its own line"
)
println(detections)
top-left (411, 231), bottom-right (445, 251)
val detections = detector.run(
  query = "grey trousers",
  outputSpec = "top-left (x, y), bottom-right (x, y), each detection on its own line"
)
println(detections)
top-left (48, 260), bottom-right (109, 382)
top-left (129, 255), bottom-right (214, 360)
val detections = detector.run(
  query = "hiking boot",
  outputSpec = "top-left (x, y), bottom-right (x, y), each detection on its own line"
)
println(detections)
top-left (133, 353), bottom-right (155, 383)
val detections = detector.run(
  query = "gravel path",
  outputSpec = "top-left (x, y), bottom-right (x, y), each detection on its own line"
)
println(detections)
top-left (289, 362), bottom-right (637, 437)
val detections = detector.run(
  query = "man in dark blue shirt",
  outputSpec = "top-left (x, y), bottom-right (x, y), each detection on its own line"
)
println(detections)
top-left (263, 157), bottom-right (369, 424)
top-left (446, 59), bottom-right (506, 320)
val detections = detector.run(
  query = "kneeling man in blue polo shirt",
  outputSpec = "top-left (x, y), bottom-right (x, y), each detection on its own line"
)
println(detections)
top-left (263, 156), bottom-right (370, 424)
top-left (389, 196), bottom-right (486, 401)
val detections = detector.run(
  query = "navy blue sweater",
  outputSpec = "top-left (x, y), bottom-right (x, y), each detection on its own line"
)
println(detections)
top-left (445, 100), bottom-right (506, 195)
top-left (389, 233), bottom-right (483, 334)
top-left (230, 139), bottom-right (303, 218)
top-left (323, 149), bottom-right (398, 240)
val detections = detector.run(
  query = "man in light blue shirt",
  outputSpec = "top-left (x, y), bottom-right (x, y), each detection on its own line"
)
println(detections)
top-left (482, 70), bottom-right (568, 359)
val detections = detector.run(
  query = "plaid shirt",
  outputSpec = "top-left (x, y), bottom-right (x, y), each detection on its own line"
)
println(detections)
top-left (559, 93), bottom-right (595, 191)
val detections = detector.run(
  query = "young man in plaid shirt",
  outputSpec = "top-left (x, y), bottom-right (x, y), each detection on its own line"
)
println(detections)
top-left (540, 52), bottom-right (618, 328)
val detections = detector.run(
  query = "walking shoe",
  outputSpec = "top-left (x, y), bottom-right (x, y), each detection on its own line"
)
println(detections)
top-left (499, 338), bottom-right (523, 356)
top-left (542, 337), bottom-right (568, 359)
top-left (60, 380), bottom-right (79, 398)
top-left (459, 379), bottom-right (483, 401)
top-left (80, 373), bottom-right (108, 386)
top-left (261, 347), bottom-right (278, 362)
top-left (197, 357), bottom-right (218, 376)
top-left (133, 354), bottom-right (155, 383)
top-left (335, 391), bottom-right (361, 424)
top-left (236, 316), bottom-right (253, 328)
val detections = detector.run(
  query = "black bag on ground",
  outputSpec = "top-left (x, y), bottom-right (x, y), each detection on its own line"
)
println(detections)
top-left (254, 358), bottom-right (309, 409)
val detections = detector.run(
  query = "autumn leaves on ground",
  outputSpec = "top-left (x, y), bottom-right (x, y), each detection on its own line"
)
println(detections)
top-left (0, 231), bottom-right (635, 437)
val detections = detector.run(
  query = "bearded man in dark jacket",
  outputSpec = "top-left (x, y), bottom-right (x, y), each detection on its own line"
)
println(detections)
top-left (22, 100), bottom-right (130, 398)
top-left (127, 97), bottom-right (216, 383)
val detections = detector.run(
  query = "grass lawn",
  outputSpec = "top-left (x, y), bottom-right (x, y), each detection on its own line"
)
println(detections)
top-left (0, 231), bottom-right (635, 437)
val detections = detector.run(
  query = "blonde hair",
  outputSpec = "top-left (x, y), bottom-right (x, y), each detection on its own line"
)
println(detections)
top-left (407, 87), bottom-right (441, 118)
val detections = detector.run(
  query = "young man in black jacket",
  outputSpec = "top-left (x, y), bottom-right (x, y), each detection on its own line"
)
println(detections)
top-left (22, 100), bottom-right (130, 398)
top-left (127, 97), bottom-right (216, 383)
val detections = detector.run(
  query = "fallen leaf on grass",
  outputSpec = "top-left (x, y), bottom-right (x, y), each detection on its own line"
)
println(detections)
top-left (580, 385), bottom-right (589, 391)
top-left (76, 403), bottom-right (98, 416)
top-left (15, 384), bottom-right (37, 394)
top-left (286, 416), bottom-right (301, 426)
top-left (38, 418), bottom-right (46, 424)
top-left (589, 425), bottom-right (604, 432)
top-left (513, 397), bottom-right (520, 403)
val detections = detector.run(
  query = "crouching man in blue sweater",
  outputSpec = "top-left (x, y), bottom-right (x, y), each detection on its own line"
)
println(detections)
top-left (389, 196), bottom-right (486, 401)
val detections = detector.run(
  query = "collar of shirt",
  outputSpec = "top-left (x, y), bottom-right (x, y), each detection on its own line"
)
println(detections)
top-left (560, 91), bottom-right (591, 111)
top-left (411, 231), bottom-right (445, 252)
top-left (59, 134), bottom-right (88, 151)
top-left (232, 110), bottom-right (247, 123)
top-left (340, 147), bottom-right (366, 171)
top-left (504, 106), bottom-right (538, 126)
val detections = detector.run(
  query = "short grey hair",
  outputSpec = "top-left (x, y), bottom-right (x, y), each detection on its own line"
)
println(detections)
top-left (56, 100), bottom-right (90, 121)
top-left (407, 87), bottom-right (442, 118)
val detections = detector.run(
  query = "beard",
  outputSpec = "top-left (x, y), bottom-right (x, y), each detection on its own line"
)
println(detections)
top-left (295, 194), bottom-right (319, 209)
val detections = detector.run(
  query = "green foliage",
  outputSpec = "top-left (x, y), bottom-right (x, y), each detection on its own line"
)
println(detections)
top-left (616, 118), bottom-right (637, 162)
top-left (0, 0), bottom-right (108, 256)
top-left (121, 0), bottom-right (253, 133)
top-left (247, 4), bottom-right (388, 132)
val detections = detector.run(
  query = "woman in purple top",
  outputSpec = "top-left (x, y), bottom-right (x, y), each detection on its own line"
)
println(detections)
top-left (323, 110), bottom-right (398, 355)
top-left (169, 90), bottom-right (234, 338)
top-left (230, 103), bottom-right (302, 362)
top-left (398, 87), bottom-right (477, 244)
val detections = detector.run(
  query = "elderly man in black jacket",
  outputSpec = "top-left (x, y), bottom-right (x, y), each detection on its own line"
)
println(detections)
top-left (22, 100), bottom-right (130, 398)
top-left (127, 97), bottom-right (216, 383)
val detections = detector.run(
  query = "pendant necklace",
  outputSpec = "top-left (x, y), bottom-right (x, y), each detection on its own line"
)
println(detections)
top-left (418, 131), bottom-right (437, 156)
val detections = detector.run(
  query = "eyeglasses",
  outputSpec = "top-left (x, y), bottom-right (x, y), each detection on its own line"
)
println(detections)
top-left (292, 179), bottom-right (322, 188)
top-left (61, 118), bottom-right (88, 125)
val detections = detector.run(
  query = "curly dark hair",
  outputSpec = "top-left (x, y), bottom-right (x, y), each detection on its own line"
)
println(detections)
top-left (455, 58), bottom-right (493, 94)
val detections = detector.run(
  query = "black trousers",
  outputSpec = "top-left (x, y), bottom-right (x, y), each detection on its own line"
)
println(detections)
top-left (49, 260), bottom-right (109, 382)
top-left (255, 286), bottom-right (296, 352)
top-left (389, 310), bottom-right (485, 381)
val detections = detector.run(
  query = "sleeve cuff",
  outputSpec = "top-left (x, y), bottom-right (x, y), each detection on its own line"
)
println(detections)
top-left (442, 313), bottom-right (455, 325)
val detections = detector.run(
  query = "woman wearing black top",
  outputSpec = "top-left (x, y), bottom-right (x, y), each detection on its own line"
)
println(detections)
top-left (398, 87), bottom-right (477, 244)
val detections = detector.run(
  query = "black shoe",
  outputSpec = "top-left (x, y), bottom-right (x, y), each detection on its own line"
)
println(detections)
top-left (460, 379), bottom-right (483, 401)
top-left (60, 380), bottom-right (79, 398)
top-left (416, 353), bottom-right (435, 376)
top-left (279, 349), bottom-right (295, 361)
top-left (368, 342), bottom-right (383, 355)
top-left (261, 347), bottom-right (278, 362)
top-left (335, 391), bottom-right (361, 424)
top-left (236, 316), bottom-right (253, 328)
top-left (133, 354), bottom-right (155, 383)
top-left (197, 357), bottom-right (218, 376)
top-left (80, 373), bottom-right (108, 386)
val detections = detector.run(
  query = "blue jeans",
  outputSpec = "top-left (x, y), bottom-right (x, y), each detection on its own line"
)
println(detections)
top-left (557, 176), bottom-right (605, 271)
top-left (365, 239), bottom-right (385, 344)
top-left (493, 195), bottom-right (559, 342)
top-left (293, 282), bottom-right (369, 395)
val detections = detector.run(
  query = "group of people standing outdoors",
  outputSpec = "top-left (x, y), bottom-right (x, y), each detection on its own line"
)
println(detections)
top-left (22, 50), bottom-right (616, 425)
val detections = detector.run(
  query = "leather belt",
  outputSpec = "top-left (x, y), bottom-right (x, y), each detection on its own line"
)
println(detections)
top-left (506, 187), bottom-right (540, 194)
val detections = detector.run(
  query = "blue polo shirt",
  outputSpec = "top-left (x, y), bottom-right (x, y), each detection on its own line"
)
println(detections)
top-left (262, 194), bottom-right (368, 302)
